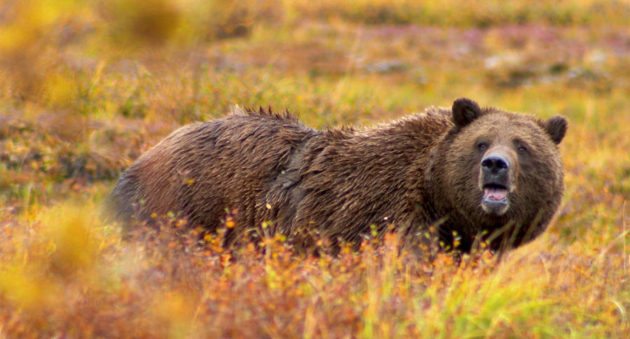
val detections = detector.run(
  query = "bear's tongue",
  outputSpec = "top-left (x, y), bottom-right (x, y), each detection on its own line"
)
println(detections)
top-left (484, 187), bottom-right (508, 201)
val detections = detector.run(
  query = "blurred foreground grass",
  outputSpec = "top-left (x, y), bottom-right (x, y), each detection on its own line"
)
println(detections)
top-left (0, 0), bottom-right (629, 337)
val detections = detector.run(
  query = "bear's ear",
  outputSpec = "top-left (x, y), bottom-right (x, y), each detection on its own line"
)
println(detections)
top-left (452, 98), bottom-right (482, 128)
top-left (544, 116), bottom-right (568, 144)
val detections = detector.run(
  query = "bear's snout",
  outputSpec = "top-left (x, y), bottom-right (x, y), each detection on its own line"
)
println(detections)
top-left (481, 154), bottom-right (510, 185)
top-left (479, 149), bottom-right (516, 216)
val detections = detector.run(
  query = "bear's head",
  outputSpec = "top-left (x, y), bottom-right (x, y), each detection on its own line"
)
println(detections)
top-left (430, 98), bottom-right (567, 252)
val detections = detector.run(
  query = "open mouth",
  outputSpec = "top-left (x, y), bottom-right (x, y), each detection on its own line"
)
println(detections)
top-left (481, 183), bottom-right (510, 215)
top-left (483, 183), bottom-right (508, 202)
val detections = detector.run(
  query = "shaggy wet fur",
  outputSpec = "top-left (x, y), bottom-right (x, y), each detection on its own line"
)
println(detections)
top-left (110, 99), bottom-right (567, 253)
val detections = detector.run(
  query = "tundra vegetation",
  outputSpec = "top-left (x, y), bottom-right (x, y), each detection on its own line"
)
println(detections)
top-left (0, 0), bottom-right (628, 337)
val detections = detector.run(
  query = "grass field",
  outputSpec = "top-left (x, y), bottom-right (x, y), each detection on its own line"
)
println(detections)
top-left (0, 0), bottom-right (628, 337)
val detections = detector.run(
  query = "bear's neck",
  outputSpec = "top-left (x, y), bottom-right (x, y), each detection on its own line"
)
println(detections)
top-left (409, 118), bottom-right (480, 252)
top-left (365, 111), bottom-right (471, 244)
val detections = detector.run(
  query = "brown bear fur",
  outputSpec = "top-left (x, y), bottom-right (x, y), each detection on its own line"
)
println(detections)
top-left (110, 98), bottom-right (567, 253)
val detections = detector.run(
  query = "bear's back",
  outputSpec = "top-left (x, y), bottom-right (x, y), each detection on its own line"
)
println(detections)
top-left (110, 109), bottom-right (317, 229)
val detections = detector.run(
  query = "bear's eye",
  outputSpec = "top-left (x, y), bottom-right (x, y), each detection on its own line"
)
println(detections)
top-left (516, 143), bottom-right (529, 154)
top-left (477, 142), bottom-right (489, 152)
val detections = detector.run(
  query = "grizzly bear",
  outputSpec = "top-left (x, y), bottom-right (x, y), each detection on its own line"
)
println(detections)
top-left (110, 98), bottom-right (567, 253)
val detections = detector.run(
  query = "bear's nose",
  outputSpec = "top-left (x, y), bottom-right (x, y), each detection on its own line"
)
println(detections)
top-left (481, 155), bottom-right (509, 175)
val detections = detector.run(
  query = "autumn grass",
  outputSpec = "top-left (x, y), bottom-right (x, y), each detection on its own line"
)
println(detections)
top-left (0, 0), bottom-right (629, 338)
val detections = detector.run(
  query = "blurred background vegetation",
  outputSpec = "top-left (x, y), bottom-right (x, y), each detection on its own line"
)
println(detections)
top-left (0, 0), bottom-right (628, 337)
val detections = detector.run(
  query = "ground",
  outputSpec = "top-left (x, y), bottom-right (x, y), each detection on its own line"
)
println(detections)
top-left (0, 1), bottom-right (628, 337)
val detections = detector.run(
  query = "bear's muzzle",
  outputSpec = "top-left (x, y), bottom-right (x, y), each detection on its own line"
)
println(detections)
top-left (479, 150), bottom-right (515, 216)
